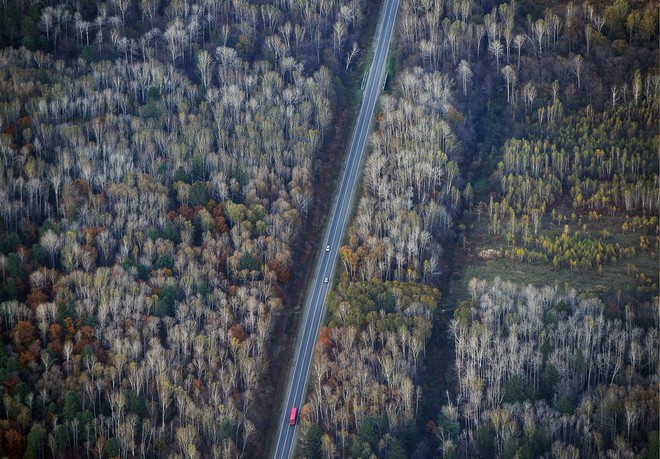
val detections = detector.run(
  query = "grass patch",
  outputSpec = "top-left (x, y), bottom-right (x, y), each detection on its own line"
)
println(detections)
top-left (449, 207), bottom-right (658, 310)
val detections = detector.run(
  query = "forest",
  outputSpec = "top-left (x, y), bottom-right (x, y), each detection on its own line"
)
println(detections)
top-left (295, 0), bottom-right (659, 458)
top-left (0, 0), bottom-right (657, 457)
top-left (0, 0), bottom-right (374, 456)
top-left (446, 279), bottom-right (658, 458)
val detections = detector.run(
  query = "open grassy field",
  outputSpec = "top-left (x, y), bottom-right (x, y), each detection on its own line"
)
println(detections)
top-left (446, 202), bottom-right (658, 318)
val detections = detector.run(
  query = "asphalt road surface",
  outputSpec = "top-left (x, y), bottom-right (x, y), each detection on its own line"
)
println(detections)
top-left (271, 0), bottom-right (400, 457)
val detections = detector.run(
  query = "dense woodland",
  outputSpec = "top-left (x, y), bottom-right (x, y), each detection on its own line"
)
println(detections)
top-left (300, 0), bottom-right (465, 455)
top-left (303, 280), bottom-right (440, 458)
top-left (0, 0), bottom-right (658, 457)
top-left (0, 0), bottom-right (373, 456)
top-left (298, 0), bottom-right (659, 458)
top-left (447, 279), bottom-right (658, 458)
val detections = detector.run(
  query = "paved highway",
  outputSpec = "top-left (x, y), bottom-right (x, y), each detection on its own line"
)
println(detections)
top-left (271, 0), bottom-right (400, 457)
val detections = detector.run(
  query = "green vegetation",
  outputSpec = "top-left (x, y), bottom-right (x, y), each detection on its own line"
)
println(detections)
top-left (0, 0), bottom-right (657, 456)
top-left (317, 0), bottom-right (659, 457)
top-left (307, 279), bottom-right (440, 456)
top-left (449, 279), bottom-right (658, 457)
top-left (435, 0), bottom-right (659, 454)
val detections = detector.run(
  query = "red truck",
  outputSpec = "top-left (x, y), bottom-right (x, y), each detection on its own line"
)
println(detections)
top-left (289, 407), bottom-right (298, 426)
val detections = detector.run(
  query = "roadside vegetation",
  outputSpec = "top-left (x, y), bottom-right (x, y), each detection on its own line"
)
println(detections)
top-left (301, 0), bottom-right (659, 458)
top-left (299, 9), bottom-right (464, 459)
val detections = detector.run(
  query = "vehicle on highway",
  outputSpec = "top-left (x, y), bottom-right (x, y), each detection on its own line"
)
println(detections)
top-left (272, 0), bottom-right (399, 454)
top-left (289, 407), bottom-right (298, 426)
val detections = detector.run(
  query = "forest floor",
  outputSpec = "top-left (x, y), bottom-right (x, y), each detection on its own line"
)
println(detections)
top-left (441, 201), bottom-right (658, 348)
top-left (415, 247), bottom-right (458, 454)
top-left (450, 200), bottom-right (657, 317)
